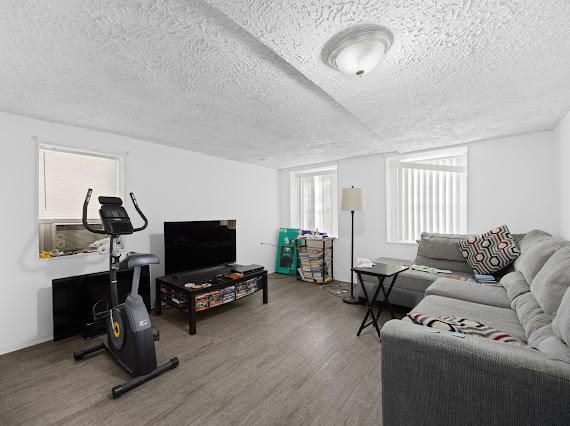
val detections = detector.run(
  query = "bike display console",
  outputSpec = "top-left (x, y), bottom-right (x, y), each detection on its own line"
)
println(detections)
top-left (155, 265), bottom-right (268, 335)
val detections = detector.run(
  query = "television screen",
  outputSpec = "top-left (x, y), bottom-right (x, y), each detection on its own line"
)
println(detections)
top-left (164, 220), bottom-right (236, 275)
top-left (52, 266), bottom-right (150, 341)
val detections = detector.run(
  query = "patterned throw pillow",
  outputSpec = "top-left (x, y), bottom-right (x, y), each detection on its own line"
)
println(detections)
top-left (456, 225), bottom-right (520, 274)
top-left (407, 312), bottom-right (527, 346)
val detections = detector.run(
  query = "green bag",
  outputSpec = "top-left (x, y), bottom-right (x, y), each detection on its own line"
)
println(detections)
top-left (275, 228), bottom-right (301, 275)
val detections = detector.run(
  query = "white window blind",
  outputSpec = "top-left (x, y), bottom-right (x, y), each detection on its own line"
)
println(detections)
top-left (387, 147), bottom-right (467, 243)
top-left (38, 147), bottom-right (120, 220)
top-left (291, 167), bottom-right (338, 236)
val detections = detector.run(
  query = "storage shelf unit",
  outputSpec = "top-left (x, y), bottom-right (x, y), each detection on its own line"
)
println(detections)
top-left (159, 277), bottom-right (263, 313)
top-left (155, 266), bottom-right (268, 335)
top-left (295, 237), bottom-right (334, 284)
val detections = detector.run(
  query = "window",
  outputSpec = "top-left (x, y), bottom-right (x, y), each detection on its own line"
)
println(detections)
top-left (38, 145), bottom-right (122, 257)
top-left (290, 166), bottom-right (338, 237)
top-left (386, 147), bottom-right (467, 243)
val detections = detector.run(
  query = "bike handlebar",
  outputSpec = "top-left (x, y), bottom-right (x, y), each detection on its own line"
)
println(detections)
top-left (130, 192), bottom-right (148, 232)
top-left (82, 188), bottom-right (149, 234)
top-left (82, 189), bottom-right (107, 235)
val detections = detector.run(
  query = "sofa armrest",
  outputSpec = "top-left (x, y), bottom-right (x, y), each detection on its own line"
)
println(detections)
top-left (380, 320), bottom-right (570, 426)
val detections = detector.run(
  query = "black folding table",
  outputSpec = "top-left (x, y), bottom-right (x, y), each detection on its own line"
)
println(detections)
top-left (352, 263), bottom-right (409, 340)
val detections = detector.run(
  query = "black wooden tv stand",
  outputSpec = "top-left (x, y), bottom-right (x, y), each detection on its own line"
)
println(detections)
top-left (155, 265), bottom-right (268, 335)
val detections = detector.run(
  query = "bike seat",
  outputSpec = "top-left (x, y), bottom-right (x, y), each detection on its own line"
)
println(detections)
top-left (119, 253), bottom-right (159, 269)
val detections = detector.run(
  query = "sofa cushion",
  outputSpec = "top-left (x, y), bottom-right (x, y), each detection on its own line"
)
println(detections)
top-left (528, 324), bottom-right (570, 363)
top-left (553, 287), bottom-right (570, 346)
top-left (457, 225), bottom-right (521, 275)
top-left (530, 246), bottom-right (570, 318)
top-left (414, 232), bottom-right (473, 274)
top-left (410, 295), bottom-right (527, 341)
top-left (514, 229), bottom-right (553, 257)
top-left (500, 271), bottom-right (530, 303)
top-left (426, 278), bottom-right (510, 308)
top-left (511, 292), bottom-right (553, 338)
top-left (505, 286), bottom-right (570, 363)
top-left (514, 238), bottom-right (561, 283)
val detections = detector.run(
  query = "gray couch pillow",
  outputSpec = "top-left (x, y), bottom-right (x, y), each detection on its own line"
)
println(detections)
top-left (553, 287), bottom-right (570, 345)
top-left (500, 271), bottom-right (530, 303)
top-left (511, 233), bottom-right (525, 244)
top-left (515, 238), bottom-right (561, 283)
top-left (416, 232), bottom-right (471, 261)
top-left (414, 232), bottom-right (472, 273)
top-left (514, 230), bottom-right (553, 262)
top-left (530, 246), bottom-right (570, 318)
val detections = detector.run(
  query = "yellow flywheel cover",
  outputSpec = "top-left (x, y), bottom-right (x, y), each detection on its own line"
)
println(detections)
top-left (113, 322), bottom-right (120, 337)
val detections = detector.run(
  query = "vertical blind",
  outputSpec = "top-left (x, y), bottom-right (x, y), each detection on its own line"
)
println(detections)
top-left (388, 148), bottom-right (467, 242)
top-left (294, 169), bottom-right (338, 236)
top-left (39, 147), bottom-right (120, 220)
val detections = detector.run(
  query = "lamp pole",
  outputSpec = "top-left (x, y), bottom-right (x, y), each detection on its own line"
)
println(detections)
top-left (343, 190), bottom-right (359, 304)
top-left (351, 209), bottom-right (354, 288)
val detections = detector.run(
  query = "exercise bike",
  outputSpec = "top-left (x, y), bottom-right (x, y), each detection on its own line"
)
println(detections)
top-left (73, 189), bottom-right (178, 398)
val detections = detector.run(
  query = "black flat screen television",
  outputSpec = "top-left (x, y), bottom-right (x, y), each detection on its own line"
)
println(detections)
top-left (52, 266), bottom-right (150, 341)
top-left (164, 220), bottom-right (236, 275)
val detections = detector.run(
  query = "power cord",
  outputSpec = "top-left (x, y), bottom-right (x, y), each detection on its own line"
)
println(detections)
top-left (260, 242), bottom-right (279, 247)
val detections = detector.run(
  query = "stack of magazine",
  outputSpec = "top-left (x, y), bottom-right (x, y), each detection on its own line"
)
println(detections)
top-left (298, 250), bottom-right (332, 283)
top-left (474, 274), bottom-right (497, 284)
top-left (412, 264), bottom-right (499, 284)
top-left (410, 264), bottom-right (452, 274)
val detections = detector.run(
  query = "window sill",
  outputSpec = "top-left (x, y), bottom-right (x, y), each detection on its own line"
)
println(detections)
top-left (386, 240), bottom-right (418, 246)
top-left (39, 251), bottom-right (105, 261)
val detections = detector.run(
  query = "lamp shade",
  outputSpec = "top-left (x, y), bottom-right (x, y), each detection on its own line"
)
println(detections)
top-left (341, 187), bottom-right (364, 211)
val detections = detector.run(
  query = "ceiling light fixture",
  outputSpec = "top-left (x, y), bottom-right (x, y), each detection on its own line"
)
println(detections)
top-left (321, 24), bottom-right (393, 77)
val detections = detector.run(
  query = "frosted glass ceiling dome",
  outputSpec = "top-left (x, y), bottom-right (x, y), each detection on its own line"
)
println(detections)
top-left (322, 25), bottom-right (393, 76)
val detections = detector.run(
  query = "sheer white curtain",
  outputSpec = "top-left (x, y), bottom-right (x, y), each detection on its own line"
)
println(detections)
top-left (294, 169), bottom-right (338, 236)
top-left (388, 148), bottom-right (467, 242)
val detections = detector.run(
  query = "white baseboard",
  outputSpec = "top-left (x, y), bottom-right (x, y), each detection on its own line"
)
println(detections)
top-left (0, 335), bottom-right (52, 356)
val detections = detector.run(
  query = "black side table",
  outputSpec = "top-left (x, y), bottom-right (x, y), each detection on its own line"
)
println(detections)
top-left (352, 263), bottom-right (409, 340)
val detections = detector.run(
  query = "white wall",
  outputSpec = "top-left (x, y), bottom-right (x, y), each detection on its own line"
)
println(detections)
top-left (468, 132), bottom-right (558, 235)
top-left (278, 131), bottom-right (558, 282)
top-left (555, 112), bottom-right (570, 239)
top-left (0, 112), bottom-right (279, 354)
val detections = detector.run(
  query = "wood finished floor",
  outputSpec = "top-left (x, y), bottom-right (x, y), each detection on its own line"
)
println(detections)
top-left (0, 275), bottom-right (405, 426)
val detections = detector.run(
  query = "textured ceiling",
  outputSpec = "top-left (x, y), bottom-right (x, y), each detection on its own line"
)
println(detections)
top-left (1, 1), bottom-right (569, 168)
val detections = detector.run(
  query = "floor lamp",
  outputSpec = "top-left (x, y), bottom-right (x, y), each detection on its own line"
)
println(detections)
top-left (341, 186), bottom-right (364, 304)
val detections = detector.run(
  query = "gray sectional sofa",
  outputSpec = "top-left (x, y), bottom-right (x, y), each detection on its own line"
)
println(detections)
top-left (357, 232), bottom-right (483, 307)
top-left (380, 230), bottom-right (570, 425)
